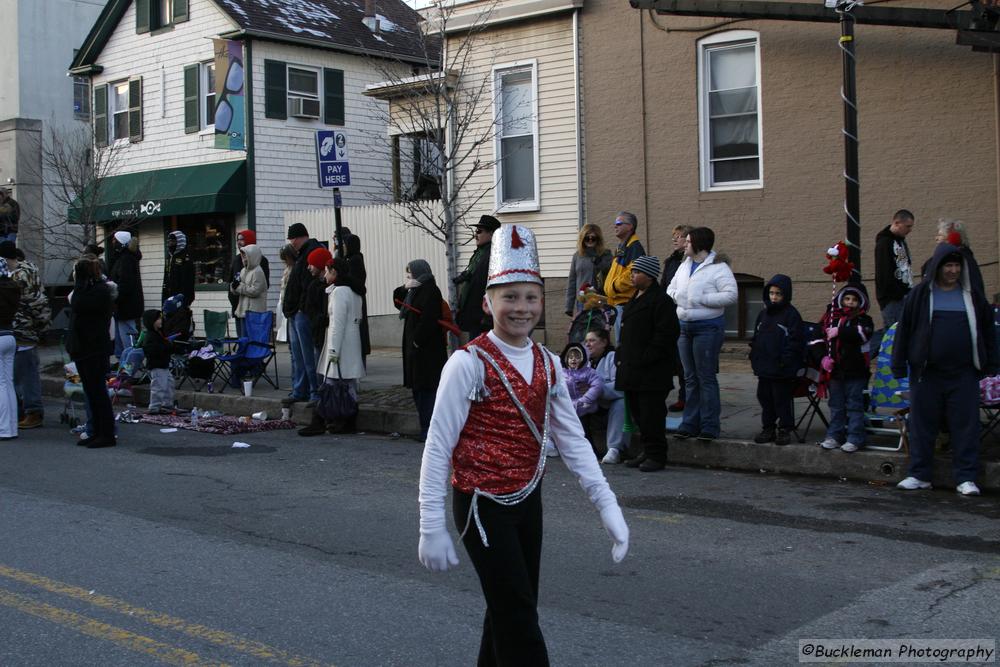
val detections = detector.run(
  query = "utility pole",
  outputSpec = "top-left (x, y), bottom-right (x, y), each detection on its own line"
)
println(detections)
top-left (836, 0), bottom-right (862, 280)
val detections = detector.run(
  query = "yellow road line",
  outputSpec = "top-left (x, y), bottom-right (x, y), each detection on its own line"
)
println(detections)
top-left (0, 587), bottom-right (227, 667)
top-left (634, 512), bottom-right (685, 524)
top-left (0, 564), bottom-right (328, 667)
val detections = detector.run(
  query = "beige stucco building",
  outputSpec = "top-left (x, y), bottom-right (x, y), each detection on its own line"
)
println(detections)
top-left (580, 0), bottom-right (998, 332)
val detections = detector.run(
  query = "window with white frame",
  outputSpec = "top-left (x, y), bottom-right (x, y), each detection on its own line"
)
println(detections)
top-left (287, 66), bottom-right (321, 119)
top-left (110, 80), bottom-right (130, 141)
top-left (698, 31), bottom-right (762, 190)
top-left (202, 61), bottom-right (216, 128)
top-left (73, 76), bottom-right (90, 121)
top-left (494, 62), bottom-right (538, 210)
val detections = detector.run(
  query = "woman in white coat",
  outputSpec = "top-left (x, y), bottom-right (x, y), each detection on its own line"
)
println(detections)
top-left (231, 244), bottom-right (267, 319)
top-left (300, 257), bottom-right (365, 436)
top-left (666, 227), bottom-right (737, 441)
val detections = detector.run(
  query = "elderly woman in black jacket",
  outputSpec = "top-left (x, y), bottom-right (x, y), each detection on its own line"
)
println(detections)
top-left (393, 259), bottom-right (448, 441)
top-left (68, 256), bottom-right (116, 448)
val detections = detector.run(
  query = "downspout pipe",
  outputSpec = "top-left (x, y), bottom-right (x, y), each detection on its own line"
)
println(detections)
top-left (573, 8), bottom-right (584, 228)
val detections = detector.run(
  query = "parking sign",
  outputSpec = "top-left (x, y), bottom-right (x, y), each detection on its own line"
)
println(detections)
top-left (316, 130), bottom-right (351, 187)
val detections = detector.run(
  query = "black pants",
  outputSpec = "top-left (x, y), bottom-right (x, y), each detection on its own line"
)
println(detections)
top-left (453, 486), bottom-right (549, 667)
top-left (412, 388), bottom-right (436, 439)
top-left (76, 353), bottom-right (115, 440)
top-left (907, 368), bottom-right (981, 484)
top-left (756, 377), bottom-right (795, 429)
top-left (625, 390), bottom-right (669, 462)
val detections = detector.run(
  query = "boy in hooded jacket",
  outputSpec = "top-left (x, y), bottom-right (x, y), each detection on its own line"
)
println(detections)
top-left (749, 275), bottom-right (804, 445)
top-left (818, 283), bottom-right (875, 453)
top-left (142, 309), bottom-right (175, 414)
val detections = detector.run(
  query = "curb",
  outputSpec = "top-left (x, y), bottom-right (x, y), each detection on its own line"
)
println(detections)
top-left (42, 376), bottom-right (999, 491)
top-left (42, 375), bottom-right (422, 435)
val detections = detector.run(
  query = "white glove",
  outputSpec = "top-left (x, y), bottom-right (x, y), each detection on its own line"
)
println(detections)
top-left (600, 504), bottom-right (629, 563)
top-left (418, 530), bottom-right (459, 572)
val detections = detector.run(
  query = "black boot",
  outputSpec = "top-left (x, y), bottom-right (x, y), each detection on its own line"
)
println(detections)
top-left (298, 411), bottom-right (327, 437)
top-left (753, 426), bottom-right (776, 443)
top-left (327, 414), bottom-right (357, 434)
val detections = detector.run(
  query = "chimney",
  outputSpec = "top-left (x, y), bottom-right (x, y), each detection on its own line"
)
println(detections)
top-left (363, 0), bottom-right (380, 33)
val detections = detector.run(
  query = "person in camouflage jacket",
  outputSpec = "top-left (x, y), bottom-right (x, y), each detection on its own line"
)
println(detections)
top-left (4, 244), bottom-right (50, 427)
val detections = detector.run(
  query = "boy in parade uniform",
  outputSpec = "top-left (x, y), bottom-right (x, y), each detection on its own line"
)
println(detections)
top-left (418, 224), bottom-right (629, 666)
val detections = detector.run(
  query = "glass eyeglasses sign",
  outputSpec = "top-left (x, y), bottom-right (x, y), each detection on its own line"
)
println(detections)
top-left (213, 59), bottom-right (244, 138)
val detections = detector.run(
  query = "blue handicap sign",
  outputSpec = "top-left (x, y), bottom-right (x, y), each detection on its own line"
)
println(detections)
top-left (316, 130), bottom-right (351, 187)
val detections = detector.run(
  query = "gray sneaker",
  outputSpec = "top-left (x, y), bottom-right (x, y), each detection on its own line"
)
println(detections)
top-left (956, 481), bottom-right (981, 496)
top-left (897, 476), bottom-right (932, 490)
top-left (819, 437), bottom-right (839, 450)
top-left (840, 442), bottom-right (860, 453)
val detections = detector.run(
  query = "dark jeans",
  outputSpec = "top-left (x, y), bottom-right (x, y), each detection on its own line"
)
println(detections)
top-left (453, 486), bottom-right (549, 667)
top-left (625, 390), bottom-right (668, 462)
top-left (907, 368), bottom-right (981, 484)
top-left (75, 354), bottom-right (115, 440)
top-left (757, 377), bottom-right (795, 429)
top-left (412, 388), bottom-right (436, 439)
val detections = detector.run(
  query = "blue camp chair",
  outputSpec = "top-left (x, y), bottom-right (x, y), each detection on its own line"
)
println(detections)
top-left (866, 323), bottom-right (909, 452)
top-left (211, 310), bottom-right (279, 392)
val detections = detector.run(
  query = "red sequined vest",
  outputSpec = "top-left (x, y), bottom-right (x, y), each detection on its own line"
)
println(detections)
top-left (451, 334), bottom-right (552, 495)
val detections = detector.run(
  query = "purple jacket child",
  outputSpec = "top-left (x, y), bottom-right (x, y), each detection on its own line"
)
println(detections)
top-left (561, 342), bottom-right (603, 416)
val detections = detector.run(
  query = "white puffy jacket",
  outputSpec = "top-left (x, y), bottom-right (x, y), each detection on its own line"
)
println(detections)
top-left (666, 251), bottom-right (738, 322)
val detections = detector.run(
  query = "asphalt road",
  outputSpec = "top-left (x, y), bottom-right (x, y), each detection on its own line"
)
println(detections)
top-left (0, 399), bottom-right (997, 666)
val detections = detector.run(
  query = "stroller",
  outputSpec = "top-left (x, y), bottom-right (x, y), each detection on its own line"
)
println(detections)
top-left (567, 306), bottom-right (617, 344)
top-left (60, 361), bottom-right (86, 429)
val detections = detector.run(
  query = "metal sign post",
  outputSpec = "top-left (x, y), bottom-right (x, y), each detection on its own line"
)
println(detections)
top-left (836, 0), bottom-right (862, 280)
top-left (333, 188), bottom-right (345, 258)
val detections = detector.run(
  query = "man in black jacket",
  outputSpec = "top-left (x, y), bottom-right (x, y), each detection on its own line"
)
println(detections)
top-left (282, 223), bottom-right (323, 404)
top-left (454, 215), bottom-right (499, 338)
top-left (162, 230), bottom-right (195, 308)
top-left (873, 209), bottom-right (914, 352)
top-left (892, 243), bottom-right (997, 496)
top-left (108, 230), bottom-right (143, 359)
top-left (616, 255), bottom-right (680, 472)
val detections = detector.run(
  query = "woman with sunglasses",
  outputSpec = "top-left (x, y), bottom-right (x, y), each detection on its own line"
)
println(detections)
top-left (565, 224), bottom-right (612, 317)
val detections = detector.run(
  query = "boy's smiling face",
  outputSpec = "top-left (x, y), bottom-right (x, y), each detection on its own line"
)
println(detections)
top-left (487, 283), bottom-right (543, 346)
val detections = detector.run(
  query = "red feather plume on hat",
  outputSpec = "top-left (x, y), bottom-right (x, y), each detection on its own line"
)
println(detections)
top-left (946, 231), bottom-right (963, 247)
top-left (822, 241), bottom-right (854, 283)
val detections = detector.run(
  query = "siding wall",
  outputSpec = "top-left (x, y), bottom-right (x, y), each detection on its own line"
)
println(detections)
top-left (581, 0), bottom-right (999, 323)
top-left (448, 10), bottom-right (580, 337)
top-left (88, 0), bottom-right (412, 323)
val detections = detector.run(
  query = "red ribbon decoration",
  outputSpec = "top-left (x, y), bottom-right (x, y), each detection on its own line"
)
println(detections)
top-left (510, 226), bottom-right (525, 249)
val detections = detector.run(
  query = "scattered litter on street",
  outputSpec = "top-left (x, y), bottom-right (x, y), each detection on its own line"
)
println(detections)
top-left (232, 442), bottom-right (251, 448)
top-left (159, 428), bottom-right (178, 433)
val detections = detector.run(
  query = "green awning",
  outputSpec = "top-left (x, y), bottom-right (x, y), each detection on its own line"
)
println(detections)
top-left (70, 160), bottom-right (246, 224)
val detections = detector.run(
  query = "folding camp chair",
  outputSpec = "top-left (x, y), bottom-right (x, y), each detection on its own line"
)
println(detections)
top-left (866, 323), bottom-right (909, 452)
top-left (210, 310), bottom-right (279, 392)
top-left (176, 310), bottom-right (229, 391)
top-left (792, 322), bottom-right (828, 443)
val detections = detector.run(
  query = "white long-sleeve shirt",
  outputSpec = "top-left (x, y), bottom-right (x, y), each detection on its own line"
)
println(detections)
top-left (418, 331), bottom-right (620, 534)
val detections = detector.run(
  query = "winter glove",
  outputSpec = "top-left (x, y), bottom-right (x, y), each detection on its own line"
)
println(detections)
top-left (826, 327), bottom-right (839, 339)
top-left (328, 352), bottom-right (340, 365)
top-left (821, 355), bottom-right (835, 373)
top-left (599, 504), bottom-right (629, 563)
top-left (418, 530), bottom-right (459, 572)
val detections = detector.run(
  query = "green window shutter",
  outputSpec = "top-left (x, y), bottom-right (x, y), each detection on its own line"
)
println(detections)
top-left (94, 84), bottom-right (108, 148)
top-left (323, 68), bottom-right (345, 126)
top-left (264, 60), bottom-right (287, 120)
top-left (136, 0), bottom-right (151, 33)
top-left (183, 64), bottom-right (200, 133)
top-left (128, 76), bottom-right (143, 143)
top-left (173, 0), bottom-right (189, 23)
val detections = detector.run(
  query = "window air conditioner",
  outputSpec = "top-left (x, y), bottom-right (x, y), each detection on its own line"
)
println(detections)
top-left (288, 96), bottom-right (321, 119)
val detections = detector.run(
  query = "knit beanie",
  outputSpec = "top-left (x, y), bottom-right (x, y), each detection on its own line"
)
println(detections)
top-left (169, 230), bottom-right (187, 252)
top-left (114, 231), bottom-right (132, 246)
top-left (307, 247), bottom-right (333, 269)
top-left (287, 222), bottom-right (309, 239)
top-left (238, 229), bottom-right (256, 245)
top-left (632, 255), bottom-right (660, 281)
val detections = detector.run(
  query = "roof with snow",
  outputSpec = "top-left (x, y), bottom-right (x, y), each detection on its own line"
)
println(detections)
top-left (70, 0), bottom-right (435, 72)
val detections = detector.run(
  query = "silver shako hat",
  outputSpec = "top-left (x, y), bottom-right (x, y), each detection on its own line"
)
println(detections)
top-left (486, 224), bottom-right (543, 288)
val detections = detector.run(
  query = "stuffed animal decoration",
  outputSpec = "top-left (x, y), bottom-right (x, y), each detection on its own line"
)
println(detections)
top-left (576, 283), bottom-right (608, 311)
top-left (822, 241), bottom-right (855, 283)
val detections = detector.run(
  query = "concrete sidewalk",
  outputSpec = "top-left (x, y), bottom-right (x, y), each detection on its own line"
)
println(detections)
top-left (37, 342), bottom-right (1000, 491)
